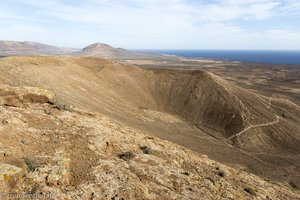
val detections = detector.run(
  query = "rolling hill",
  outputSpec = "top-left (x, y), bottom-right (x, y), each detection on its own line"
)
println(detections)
top-left (0, 40), bottom-right (176, 61)
top-left (0, 40), bottom-right (76, 55)
top-left (80, 43), bottom-right (132, 58)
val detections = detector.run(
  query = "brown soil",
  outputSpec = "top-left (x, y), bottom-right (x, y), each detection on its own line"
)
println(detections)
top-left (0, 56), bottom-right (299, 190)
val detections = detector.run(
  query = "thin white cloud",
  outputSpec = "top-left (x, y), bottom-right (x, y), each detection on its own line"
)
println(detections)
top-left (0, 0), bottom-right (283, 23)
top-left (0, 0), bottom-right (299, 49)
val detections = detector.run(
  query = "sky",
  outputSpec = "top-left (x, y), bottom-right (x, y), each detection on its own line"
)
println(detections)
top-left (0, 0), bottom-right (300, 49)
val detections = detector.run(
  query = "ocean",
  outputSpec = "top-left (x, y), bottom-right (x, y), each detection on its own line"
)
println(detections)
top-left (136, 50), bottom-right (300, 65)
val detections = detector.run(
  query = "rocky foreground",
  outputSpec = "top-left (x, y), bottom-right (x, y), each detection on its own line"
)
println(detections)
top-left (0, 84), bottom-right (299, 199)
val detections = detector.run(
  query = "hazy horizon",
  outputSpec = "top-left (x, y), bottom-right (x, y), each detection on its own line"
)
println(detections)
top-left (1, 0), bottom-right (300, 50)
top-left (3, 39), bottom-right (300, 51)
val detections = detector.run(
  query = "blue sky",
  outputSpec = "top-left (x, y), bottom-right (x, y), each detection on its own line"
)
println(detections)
top-left (0, 0), bottom-right (300, 49)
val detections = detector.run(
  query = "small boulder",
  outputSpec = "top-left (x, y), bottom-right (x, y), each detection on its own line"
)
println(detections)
top-left (118, 152), bottom-right (135, 161)
top-left (0, 163), bottom-right (25, 193)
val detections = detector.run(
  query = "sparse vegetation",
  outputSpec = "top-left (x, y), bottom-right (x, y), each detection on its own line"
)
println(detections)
top-left (140, 146), bottom-right (152, 154)
top-left (54, 100), bottom-right (67, 110)
top-left (218, 170), bottom-right (226, 178)
top-left (244, 187), bottom-right (256, 196)
top-left (118, 152), bottom-right (135, 161)
top-left (182, 172), bottom-right (189, 176)
top-left (54, 100), bottom-right (74, 112)
top-left (289, 181), bottom-right (297, 189)
top-left (0, 55), bottom-right (300, 199)
top-left (43, 109), bottom-right (52, 115)
top-left (24, 157), bottom-right (40, 172)
top-left (138, 106), bottom-right (148, 110)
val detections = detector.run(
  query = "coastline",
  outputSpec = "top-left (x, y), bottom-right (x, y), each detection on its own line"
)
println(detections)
top-left (134, 49), bottom-right (300, 65)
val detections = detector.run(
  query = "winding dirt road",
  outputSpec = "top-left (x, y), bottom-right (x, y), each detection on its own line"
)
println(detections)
top-left (227, 115), bottom-right (280, 141)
